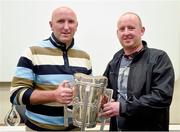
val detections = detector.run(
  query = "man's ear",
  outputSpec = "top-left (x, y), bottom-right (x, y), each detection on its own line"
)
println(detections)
top-left (141, 27), bottom-right (145, 36)
top-left (116, 29), bottom-right (119, 37)
top-left (49, 21), bottom-right (53, 30)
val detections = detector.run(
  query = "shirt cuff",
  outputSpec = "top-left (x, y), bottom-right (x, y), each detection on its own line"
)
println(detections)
top-left (22, 88), bottom-right (34, 105)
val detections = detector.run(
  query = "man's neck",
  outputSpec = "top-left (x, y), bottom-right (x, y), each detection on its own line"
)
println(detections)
top-left (50, 33), bottom-right (74, 50)
top-left (51, 33), bottom-right (73, 49)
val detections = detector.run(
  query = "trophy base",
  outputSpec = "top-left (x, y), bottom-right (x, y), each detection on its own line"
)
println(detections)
top-left (73, 120), bottom-right (96, 128)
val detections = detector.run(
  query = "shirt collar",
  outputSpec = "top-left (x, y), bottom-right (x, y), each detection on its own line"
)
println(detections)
top-left (49, 33), bottom-right (74, 51)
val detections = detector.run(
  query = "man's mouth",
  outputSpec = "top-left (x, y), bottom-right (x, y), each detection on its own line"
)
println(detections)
top-left (61, 33), bottom-right (70, 36)
top-left (124, 38), bottom-right (132, 42)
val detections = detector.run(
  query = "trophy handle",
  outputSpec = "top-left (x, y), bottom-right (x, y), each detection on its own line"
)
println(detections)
top-left (64, 105), bottom-right (69, 127)
top-left (64, 106), bottom-right (73, 127)
top-left (100, 88), bottom-right (113, 131)
top-left (63, 81), bottom-right (74, 127)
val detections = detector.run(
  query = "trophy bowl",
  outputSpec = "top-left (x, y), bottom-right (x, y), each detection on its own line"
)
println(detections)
top-left (72, 73), bottom-right (108, 130)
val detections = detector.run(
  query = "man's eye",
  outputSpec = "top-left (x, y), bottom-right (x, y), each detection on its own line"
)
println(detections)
top-left (128, 26), bottom-right (135, 30)
top-left (57, 20), bottom-right (64, 23)
top-left (68, 20), bottom-right (75, 24)
top-left (119, 28), bottom-right (125, 31)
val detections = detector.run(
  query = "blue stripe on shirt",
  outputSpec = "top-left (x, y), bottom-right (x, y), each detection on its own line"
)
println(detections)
top-left (36, 40), bottom-right (57, 48)
top-left (36, 74), bottom-right (74, 85)
top-left (15, 67), bottom-right (34, 80)
top-left (26, 110), bottom-right (64, 125)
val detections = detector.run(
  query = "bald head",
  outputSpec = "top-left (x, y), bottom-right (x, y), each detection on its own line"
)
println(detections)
top-left (118, 12), bottom-right (143, 28)
top-left (51, 6), bottom-right (77, 22)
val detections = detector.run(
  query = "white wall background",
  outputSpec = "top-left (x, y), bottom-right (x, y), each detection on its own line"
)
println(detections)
top-left (0, 1), bottom-right (2, 75)
top-left (0, 0), bottom-right (180, 81)
top-left (0, 0), bottom-right (180, 125)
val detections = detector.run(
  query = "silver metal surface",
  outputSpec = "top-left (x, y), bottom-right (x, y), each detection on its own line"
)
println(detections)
top-left (72, 73), bottom-right (108, 130)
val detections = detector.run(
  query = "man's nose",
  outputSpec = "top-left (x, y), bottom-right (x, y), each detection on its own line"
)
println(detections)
top-left (124, 28), bottom-right (130, 34)
top-left (64, 22), bottom-right (70, 29)
top-left (124, 28), bottom-right (129, 33)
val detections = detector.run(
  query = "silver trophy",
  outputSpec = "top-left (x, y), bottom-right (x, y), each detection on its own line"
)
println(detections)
top-left (71, 73), bottom-right (112, 131)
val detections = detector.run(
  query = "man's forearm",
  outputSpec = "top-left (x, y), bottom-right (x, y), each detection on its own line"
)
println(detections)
top-left (30, 89), bottom-right (56, 105)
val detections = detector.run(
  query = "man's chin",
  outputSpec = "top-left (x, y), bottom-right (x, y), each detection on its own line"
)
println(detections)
top-left (60, 38), bottom-right (71, 43)
top-left (123, 42), bottom-right (133, 47)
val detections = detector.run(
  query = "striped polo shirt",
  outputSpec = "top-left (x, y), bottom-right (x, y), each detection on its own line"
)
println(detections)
top-left (10, 34), bottom-right (92, 130)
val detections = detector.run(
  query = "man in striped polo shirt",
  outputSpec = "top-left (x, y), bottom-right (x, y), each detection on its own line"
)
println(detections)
top-left (10, 6), bottom-right (92, 131)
